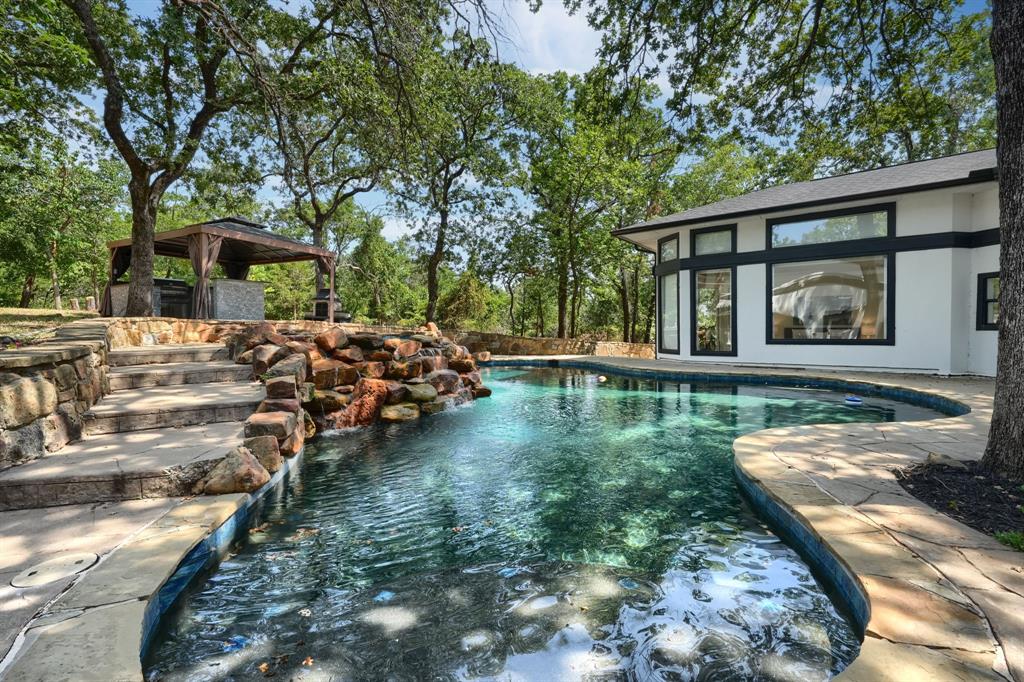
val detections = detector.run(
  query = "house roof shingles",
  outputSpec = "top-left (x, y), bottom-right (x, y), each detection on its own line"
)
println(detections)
top-left (616, 148), bottom-right (998, 236)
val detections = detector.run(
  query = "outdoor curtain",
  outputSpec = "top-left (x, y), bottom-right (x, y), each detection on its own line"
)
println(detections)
top-left (188, 233), bottom-right (224, 319)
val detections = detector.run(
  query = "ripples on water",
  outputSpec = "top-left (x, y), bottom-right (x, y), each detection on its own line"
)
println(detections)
top-left (145, 368), bottom-right (939, 681)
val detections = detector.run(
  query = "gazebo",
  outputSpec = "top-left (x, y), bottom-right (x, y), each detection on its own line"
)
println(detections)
top-left (102, 217), bottom-right (336, 321)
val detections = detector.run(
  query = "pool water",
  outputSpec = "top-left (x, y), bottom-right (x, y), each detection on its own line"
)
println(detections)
top-left (145, 368), bottom-right (940, 681)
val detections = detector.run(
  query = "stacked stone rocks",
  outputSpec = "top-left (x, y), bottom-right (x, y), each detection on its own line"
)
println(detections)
top-left (231, 321), bottom-right (491, 435)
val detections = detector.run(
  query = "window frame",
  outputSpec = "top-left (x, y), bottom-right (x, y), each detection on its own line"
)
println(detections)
top-left (690, 224), bottom-right (737, 258)
top-left (658, 270), bottom-right (681, 354)
top-left (765, 203), bottom-right (896, 251)
top-left (657, 233), bottom-right (679, 264)
top-left (765, 252), bottom-right (896, 346)
top-left (977, 272), bottom-right (1000, 331)
top-left (690, 265), bottom-right (738, 356)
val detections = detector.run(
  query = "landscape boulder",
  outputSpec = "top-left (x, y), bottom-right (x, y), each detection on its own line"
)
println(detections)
top-left (384, 381), bottom-right (409, 404)
top-left (449, 358), bottom-right (476, 373)
top-left (244, 411), bottom-right (296, 440)
top-left (360, 361), bottom-right (386, 379)
top-left (198, 446), bottom-right (271, 495)
top-left (392, 339), bottom-right (422, 359)
top-left (305, 389), bottom-right (350, 412)
top-left (264, 354), bottom-right (307, 386)
top-left (406, 383), bottom-right (438, 403)
top-left (257, 398), bottom-right (300, 414)
top-left (314, 327), bottom-right (348, 353)
top-left (385, 360), bottom-right (421, 381)
top-left (473, 351), bottom-right (491, 362)
top-left (243, 435), bottom-right (283, 474)
top-left (279, 416), bottom-right (305, 457)
top-left (333, 346), bottom-right (364, 364)
top-left (380, 402), bottom-right (420, 423)
top-left (335, 378), bottom-right (388, 427)
top-left (311, 359), bottom-right (359, 389)
top-left (425, 369), bottom-right (462, 395)
top-left (348, 332), bottom-right (384, 350)
top-left (264, 375), bottom-right (298, 400)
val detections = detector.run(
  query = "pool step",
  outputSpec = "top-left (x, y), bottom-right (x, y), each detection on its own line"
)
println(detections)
top-left (107, 343), bottom-right (230, 367)
top-left (0, 422), bottom-right (245, 510)
top-left (83, 382), bottom-right (264, 435)
top-left (107, 360), bottom-right (251, 391)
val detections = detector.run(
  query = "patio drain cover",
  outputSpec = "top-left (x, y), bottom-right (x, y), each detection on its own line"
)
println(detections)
top-left (11, 553), bottom-right (98, 588)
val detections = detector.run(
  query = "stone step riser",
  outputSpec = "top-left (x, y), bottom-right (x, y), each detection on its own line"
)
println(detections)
top-left (0, 473), bottom-right (190, 511)
top-left (107, 347), bottom-right (230, 367)
top-left (108, 367), bottom-right (252, 391)
top-left (83, 403), bottom-right (258, 435)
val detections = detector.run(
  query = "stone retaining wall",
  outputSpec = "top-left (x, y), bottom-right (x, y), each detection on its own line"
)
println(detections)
top-left (0, 321), bottom-right (111, 470)
top-left (105, 318), bottom-right (655, 359)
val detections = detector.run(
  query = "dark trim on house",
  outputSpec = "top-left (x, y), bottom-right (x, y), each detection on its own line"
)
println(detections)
top-left (671, 228), bottom-right (1000, 271)
top-left (690, 223), bottom-right (737, 258)
top-left (657, 232), bottom-right (680, 263)
top-left (691, 265), bottom-right (738, 356)
top-left (765, 203), bottom-right (896, 250)
top-left (765, 252), bottom-right (896, 346)
top-left (657, 270), bottom-right (681, 355)
top-left (613, 171), bottom-right (997, 236)
top-left (977, 271), bottom-right (1000, 331)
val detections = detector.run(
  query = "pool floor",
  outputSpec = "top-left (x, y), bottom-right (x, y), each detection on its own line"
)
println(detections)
top-left (145, 368), bottom-right (940, 681)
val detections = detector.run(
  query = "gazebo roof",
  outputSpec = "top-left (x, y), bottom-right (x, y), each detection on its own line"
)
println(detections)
top-left (107, 217), bottom-right (333, 265)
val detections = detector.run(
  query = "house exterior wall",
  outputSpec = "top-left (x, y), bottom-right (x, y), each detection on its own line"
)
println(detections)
top-left (646, 183), bottom-right (1000, 376)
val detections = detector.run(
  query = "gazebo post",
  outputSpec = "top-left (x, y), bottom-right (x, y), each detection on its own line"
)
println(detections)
top-left (328, 257), bottom-right (336, 324)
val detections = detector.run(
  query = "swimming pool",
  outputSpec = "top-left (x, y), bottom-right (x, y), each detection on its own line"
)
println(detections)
top-left (145, 367), bottom-right (941, 680)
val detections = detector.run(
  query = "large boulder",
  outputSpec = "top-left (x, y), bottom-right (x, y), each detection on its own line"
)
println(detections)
top-left (311, 359), bottom-right (359, 389)
top-left (244, 411), bottom-right (296, 440)
top-left (264, 375), bottom-right (297, 400)
top-left (333, 346), bottom-right (363, 364)
top-left (473, 351), bottom-right (491, 363)
top-left (392, 339), bottom-right (422, 360)
top-left (243, 435), bottom-right (283, 474)
top-left (285, 341), bottom-right (321, 367)
top-left (380, 402), bottom-right (420, 423)
top-left (425, 369), bottom-right (462, 394)
top-left (472, 385), bottom-right (492, 398)
top-left (461, 370), bottom-right (483, 388)
top-left (305, 389), bottom-right (350, 412)
top-left (406, 383), bottom-right (438, 403)
top-left (279, 415), bottom-right (305, 457)
top-left (302, 409), bottom-right (316, 440)
top-left (383, 337), bottom-right (402, 352)
top-left (367, 350), bottom-right (394, 362)
top-left (313, 327), bottom-right (348, 353)
top-left (264, 354), bottom-right (307, 386)
top-left (415, 354), bottom-right (447, 373)
top-left (0, 374), bottom-right (57, 429)
top-left (234, 349), bottom-right (254, 365)
top-left (229, 321), bottom-right (276, 357)
top-left (385, 361), bottom-right (421, 381)
top-left (347, 332), bottom-right (384, 350)
top-left (334, 378), bottom-right (388, 427)
top-left (409, 334), bottom-right (437, 348)
top-left (360, 361), bottom-right (385, 379)
top-left (198, 446), bottom-right (270, 495)
top-left (384, 381), bottom-right (409, 405)
top-left (448, 358), bottom-right (476, 373)
top-left (257, 398), bottom-right (300, 414)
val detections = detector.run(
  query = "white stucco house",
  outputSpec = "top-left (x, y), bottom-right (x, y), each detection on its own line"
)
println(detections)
top-left (615, 149), bottom-right (1000, 376)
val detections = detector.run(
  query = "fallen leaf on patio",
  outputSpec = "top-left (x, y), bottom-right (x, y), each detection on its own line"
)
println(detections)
top-left (258, 662), bottom-right (270, 674)
top-left (302, 656), bottom-right (314, 666)
top-left (299, 608), bottom-right (312, 617)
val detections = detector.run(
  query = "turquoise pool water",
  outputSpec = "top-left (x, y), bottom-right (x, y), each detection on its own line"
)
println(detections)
top-left (145, 367), bottom-right (940, 681)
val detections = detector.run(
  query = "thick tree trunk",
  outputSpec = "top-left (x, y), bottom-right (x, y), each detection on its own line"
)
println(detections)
top-left (425, 211), bottom-right (446, 323)
top-left (50, 258), bottom-right (62, 311)
top-left (983, 0), bottom-right (1024, 481)
top-left (629, 266), bottom-right (640, 342)
top-left (125, 180), bottom-right (158, 317)
top-left (312, 219), bottom-right (326, 291)
top-left (556, 255), bottom-right (569, 338)
top-left (19, 273), bottom-right (35, 308)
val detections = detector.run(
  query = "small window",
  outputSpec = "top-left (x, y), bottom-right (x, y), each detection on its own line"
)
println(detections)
top-left (770, 255), bottom-right (889, 343)
top-left (659, 235), bottom-right (678, 262)
top-left (977, 273), bottom-right (1000, 330)
top-left (692, 226), bottom-right (734, 256)
top-left (769, 207), bottom-right (890, 248)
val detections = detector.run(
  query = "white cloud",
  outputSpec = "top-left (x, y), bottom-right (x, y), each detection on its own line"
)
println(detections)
top-left (491, 1), bottom-right (602, 75)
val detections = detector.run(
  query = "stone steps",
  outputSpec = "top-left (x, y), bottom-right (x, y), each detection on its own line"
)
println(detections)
top-left (83, 382), bottom-right (264, 435)
top-left (107, 360), bottom-right (251, 391)
top-left (107, 343), bottom-right (230, 367)
top-left (0, 422), bottom-right (244, 510)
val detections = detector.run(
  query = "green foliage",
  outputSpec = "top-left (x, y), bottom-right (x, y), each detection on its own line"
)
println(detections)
top-left (995, 530), bottom-right (1024, 553)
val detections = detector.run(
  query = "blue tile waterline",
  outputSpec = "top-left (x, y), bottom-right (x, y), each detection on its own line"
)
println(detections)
top-left (139, 447), bottom-right (306, 661)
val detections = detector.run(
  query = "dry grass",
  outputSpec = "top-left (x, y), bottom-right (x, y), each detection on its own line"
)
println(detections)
top-left (0, 307), bottom-right (98, 346)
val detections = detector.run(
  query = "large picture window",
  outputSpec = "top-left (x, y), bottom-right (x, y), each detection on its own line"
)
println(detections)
top-left (769, 207), bottom-right (890, 248)
top-left (659, 272), bottom-right (679, 353)
top-left (692, 268), bottom-right (735, 355)
top-left (769, 255), bottom-right (890, 343)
